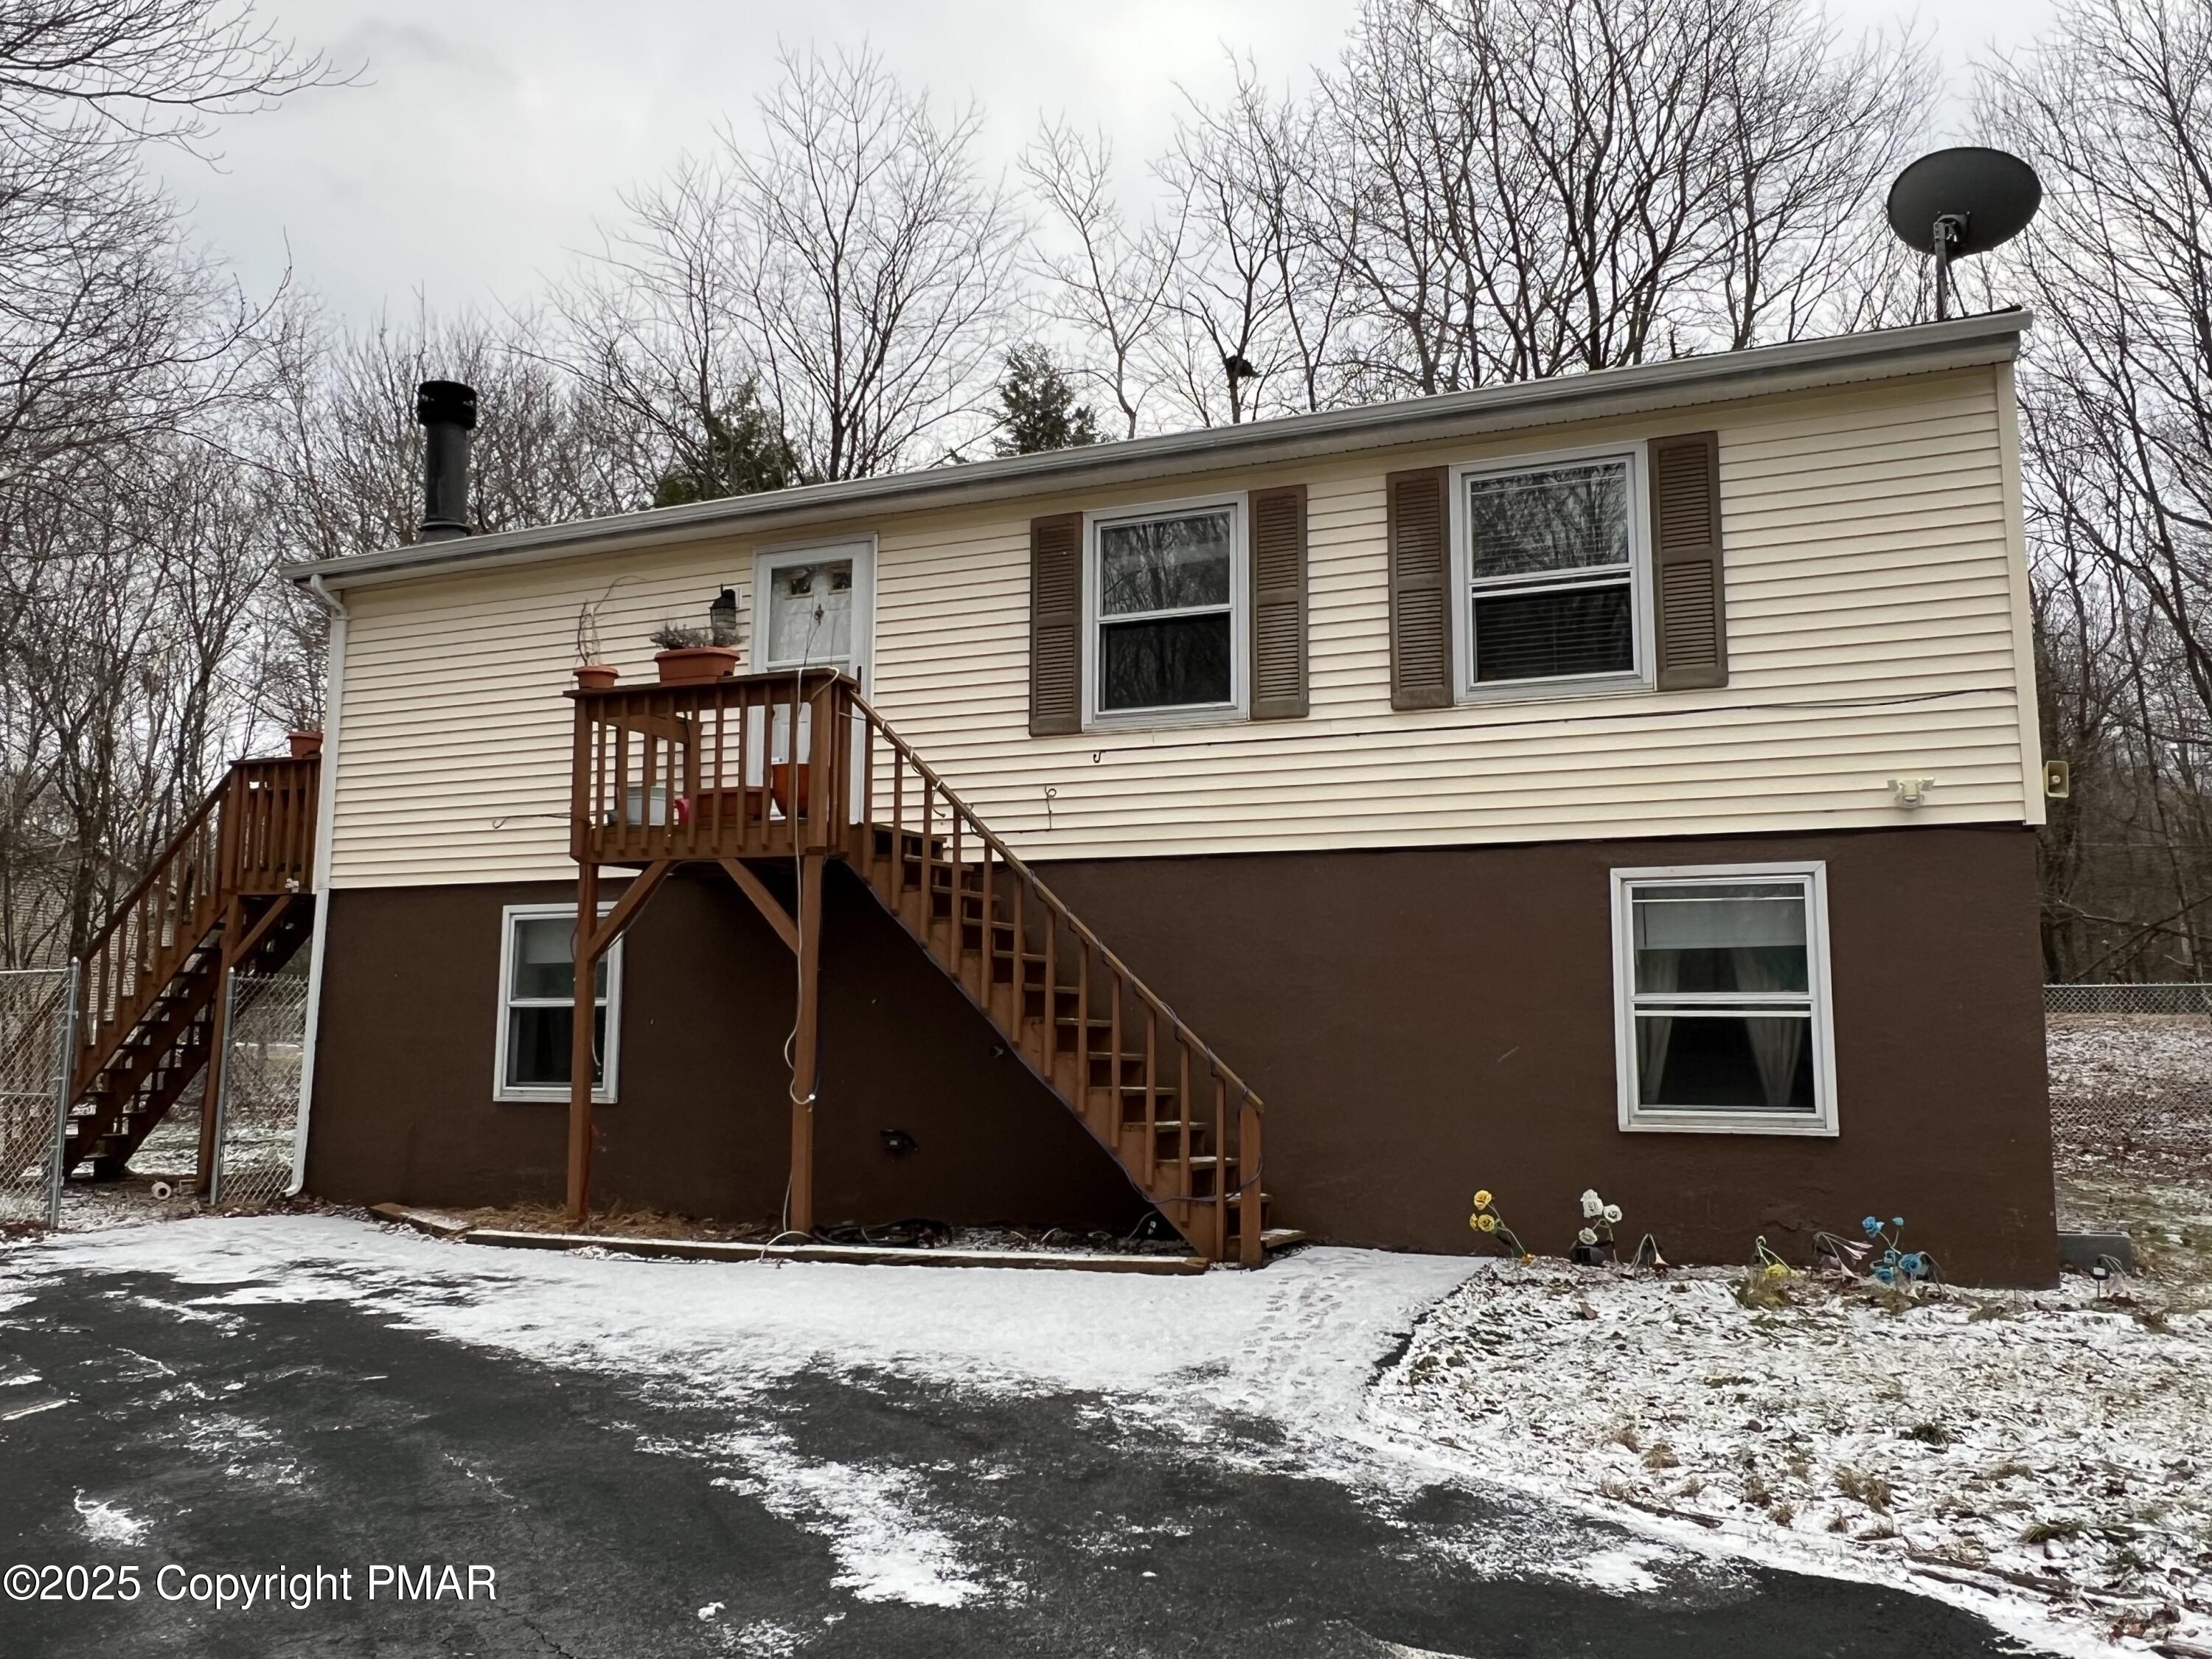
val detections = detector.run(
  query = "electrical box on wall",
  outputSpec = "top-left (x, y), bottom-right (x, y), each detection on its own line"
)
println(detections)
top-left (2045, 759), bottom-right (2071, 800)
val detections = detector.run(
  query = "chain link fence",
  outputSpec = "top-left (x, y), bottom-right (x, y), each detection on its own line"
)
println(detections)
top-left (211, 970), bottom-right (307, 1211)
top-left (2046, 984), bottom-right (2212, 1175)
top-left (0, 966), bottom-right (74, 1229)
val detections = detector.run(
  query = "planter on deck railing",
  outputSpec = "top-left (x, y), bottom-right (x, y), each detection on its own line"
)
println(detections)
top-left (653, 646), bottom-right (739, 686)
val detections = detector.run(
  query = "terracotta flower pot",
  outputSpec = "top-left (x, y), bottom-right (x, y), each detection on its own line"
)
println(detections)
top-left (573, 663), bottom-right (619, 692)
top-left (654, 646), bottom-right (740, 686)
top-left (286, 730), bottom-right (324, 759)
top-left (770, 761), bottom-right (812, 817)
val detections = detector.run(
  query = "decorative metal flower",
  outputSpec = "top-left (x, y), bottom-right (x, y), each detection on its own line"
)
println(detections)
top-left (1601, 1203), bottom-right (1623, 1225)
top-left (1581, 1189), bottom-right (1604, 1219)
top-left (1476, 1214), bottom-right (1499, 1234)
top-left (1473, 1189), bottom-right (1493, 1210)
top-left (1578, 1227), bottom-right (1599, 1246)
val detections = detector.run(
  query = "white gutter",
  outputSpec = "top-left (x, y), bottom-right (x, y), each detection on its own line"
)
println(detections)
top-left (288, 573), bottom-right (349, 1197)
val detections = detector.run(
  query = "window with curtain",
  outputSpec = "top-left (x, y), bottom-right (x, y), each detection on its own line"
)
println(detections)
top-left (1465, 456), bottom-right (1638, 686)
top-left (496, 905), bottom-right (621, 1102)
top-left (1092, 503), bottom-right (1239, 716)
top-left (1613, 867), bottom-right (1834, 1132)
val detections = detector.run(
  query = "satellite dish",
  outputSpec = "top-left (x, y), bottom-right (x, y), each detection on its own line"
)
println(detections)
top-left (1886, 147), bottom-right (2042, 321)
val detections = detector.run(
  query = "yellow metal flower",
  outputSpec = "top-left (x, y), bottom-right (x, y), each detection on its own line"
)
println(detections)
top-left (1764, 1262), bottom-right (1790, 1281)
top-left (1476, 1214), bottom-right (1498, 1233)
top-left (1520, 1253), bottom-right (1535, 1265)
top-left (1472, 1189), bottom-right (1494, 1209)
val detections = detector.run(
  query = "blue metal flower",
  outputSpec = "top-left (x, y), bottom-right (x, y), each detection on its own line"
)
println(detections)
top-left (1863, 1216), bottom-right (1881, 1237)
top-left (1900, 1252), bottom-right (1924, 1277)
top-left (1892, 1217), bottom-right (1906, 1229)
top-left (1873, 1265), bottom-right (1894, 1284)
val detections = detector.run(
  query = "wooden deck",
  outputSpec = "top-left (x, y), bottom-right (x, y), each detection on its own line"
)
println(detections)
top-left (566, 671), bottom-right (1272, 1265)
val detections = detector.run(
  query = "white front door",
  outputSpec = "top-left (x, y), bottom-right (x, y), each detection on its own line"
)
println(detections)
top-left (753, 540), bottom-right (874, 689)
top-left (751, 540), bottom-right (876, 815)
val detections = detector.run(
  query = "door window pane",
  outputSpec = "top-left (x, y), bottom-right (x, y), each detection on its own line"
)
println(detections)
top-left (765, 559), bottom-right (855, 668)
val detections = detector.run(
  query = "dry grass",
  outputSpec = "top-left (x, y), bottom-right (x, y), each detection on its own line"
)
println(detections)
top-left (462, 1200), bottom-right (773, 1243)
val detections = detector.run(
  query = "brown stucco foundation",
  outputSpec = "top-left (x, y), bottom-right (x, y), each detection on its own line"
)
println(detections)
top-left (305, 824), bottom-right (2056, 1283)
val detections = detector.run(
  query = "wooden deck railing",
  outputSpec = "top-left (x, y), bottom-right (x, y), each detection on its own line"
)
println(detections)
top-left (569, 670), bottom-right (848, 866)
top-left (74, 755), bottom-right (319, 1088)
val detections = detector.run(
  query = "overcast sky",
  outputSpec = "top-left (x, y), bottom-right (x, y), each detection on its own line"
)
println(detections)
top-left (156, 0), bottom-right (2065, 328)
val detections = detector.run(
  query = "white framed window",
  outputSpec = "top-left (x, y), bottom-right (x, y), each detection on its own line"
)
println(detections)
top-left (494, 903), bottom-right (622, 1105)
top-left (1450, 444), bottom-right (1652, 699)
top-left (1610, 862), bottom-right (1837, 1136)
top-left (752, 538), bottom-right (875, 686)
top-left (1083, 494), bottom-right (1248, 727)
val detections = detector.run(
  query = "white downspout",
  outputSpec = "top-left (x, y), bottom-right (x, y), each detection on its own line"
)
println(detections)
top-left (288, 574), bottom-right (349, 1197)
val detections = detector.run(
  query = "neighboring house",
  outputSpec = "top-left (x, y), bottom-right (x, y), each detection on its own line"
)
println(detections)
top-left (57, 310), bottom-right (2058, 1281)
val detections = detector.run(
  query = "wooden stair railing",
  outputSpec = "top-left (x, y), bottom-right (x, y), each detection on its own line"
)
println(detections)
top-left (64, 756), bottom-right (319, 1180)
top-left (569, 672), bottom-right (1270, 1264)
top-left (836, 692), bottom-right (1267, 1266)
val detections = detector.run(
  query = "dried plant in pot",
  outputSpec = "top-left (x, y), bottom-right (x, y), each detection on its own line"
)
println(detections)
top-left (286, 730), bottom-right (324, 759)
top-left (650, 622), bottom-right (739, 686)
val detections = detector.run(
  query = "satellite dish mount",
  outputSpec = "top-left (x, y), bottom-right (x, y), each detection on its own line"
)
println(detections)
top-left (1885, 147), bottom-right (2042, 322)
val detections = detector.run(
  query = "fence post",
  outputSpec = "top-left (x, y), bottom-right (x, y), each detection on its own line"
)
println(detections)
top-left (209, 966), bottom-right (240, 1208)
top-left (44, 959), bottom-right (81, 1228)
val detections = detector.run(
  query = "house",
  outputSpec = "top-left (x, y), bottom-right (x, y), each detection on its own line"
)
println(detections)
top-left (61, 310), bottom-right (2060, 1281)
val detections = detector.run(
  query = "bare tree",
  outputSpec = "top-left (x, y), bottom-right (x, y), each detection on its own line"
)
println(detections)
top-left (1980, 0), bottom-right (2212, 978)
top-left (551, 153), bottom-right (793, 505)
top-left (1020, 119), bottom-right (1185, 439)
top-left (726, 44), bottom-right (1020, 477)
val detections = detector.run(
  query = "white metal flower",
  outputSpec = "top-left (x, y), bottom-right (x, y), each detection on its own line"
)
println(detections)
top-left (1580, 1189), bottom-right (1604, 1218)
top-left (1578, 1227), bottom-right (1599, 1246)
top-left (1602, 1203), bottom-right (1623, 1225)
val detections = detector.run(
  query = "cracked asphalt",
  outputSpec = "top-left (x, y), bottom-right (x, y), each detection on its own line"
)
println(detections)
top-left (0, 1257), bottom-right (2034, 1658)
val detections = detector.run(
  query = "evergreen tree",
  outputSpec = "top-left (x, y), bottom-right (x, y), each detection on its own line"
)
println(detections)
top-left (654, 382), bottom-right (801, 507)
top-left (992, 345), bottom-right (1102, 456)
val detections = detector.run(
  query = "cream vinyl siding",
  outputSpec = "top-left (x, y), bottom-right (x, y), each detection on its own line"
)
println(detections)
top-left (327, 366), bottom-right (2038, 888)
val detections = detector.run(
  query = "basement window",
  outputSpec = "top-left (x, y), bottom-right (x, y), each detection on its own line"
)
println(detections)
top-left (1086, 496), bottom-right (1246, 724)
top-left (1455, 450), bottom-right (1649, 695)
top-left (1610, 863), bottom-right (1837, 1135)
top-left (494, 904), bottom-right (621, 1105)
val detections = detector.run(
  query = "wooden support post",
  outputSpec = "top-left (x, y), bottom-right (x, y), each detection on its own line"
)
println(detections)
top-left (195, 895), bottom-right (246, 1197)
top-left (566, 860), bottom-right (601, 1223)
top-left (1239, 1093), bottom-right (1263, 1267)
top-left (787, 850), bottom-right (825, 1235)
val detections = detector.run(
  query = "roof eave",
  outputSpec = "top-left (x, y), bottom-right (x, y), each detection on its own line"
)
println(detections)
top-left (286, 308), bottom-right (2028, 592)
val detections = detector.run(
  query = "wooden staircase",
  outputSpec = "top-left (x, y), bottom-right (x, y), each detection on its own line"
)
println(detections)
top-left (65, 756), bottom-right (319, 1182)
top-left (569, 672), bottom-right (1275, 1263)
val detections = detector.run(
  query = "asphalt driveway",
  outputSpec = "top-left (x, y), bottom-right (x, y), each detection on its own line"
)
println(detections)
top-left (0, 1232), bottom-right (2034, 1658)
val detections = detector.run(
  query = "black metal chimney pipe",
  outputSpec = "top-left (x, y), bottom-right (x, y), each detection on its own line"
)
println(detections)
top-left (414, 380), bottom-right (477, 542)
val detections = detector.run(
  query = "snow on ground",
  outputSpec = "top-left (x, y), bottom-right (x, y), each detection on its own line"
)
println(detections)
top-left (4, 1211), bottom-right (2202, 1654)
top-left (1368, 1259), bottom-right (2212, 1652)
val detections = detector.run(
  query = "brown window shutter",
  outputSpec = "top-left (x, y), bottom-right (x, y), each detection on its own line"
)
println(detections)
top-left (1248, 484), bottom-right (1308, 720)
top-left (1029, 512), bottom-right (1084, 735)
top-left (1387, 466), bottom-right (1453, 709)
top-left (1649, 432), bottom-right (1728, 691)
